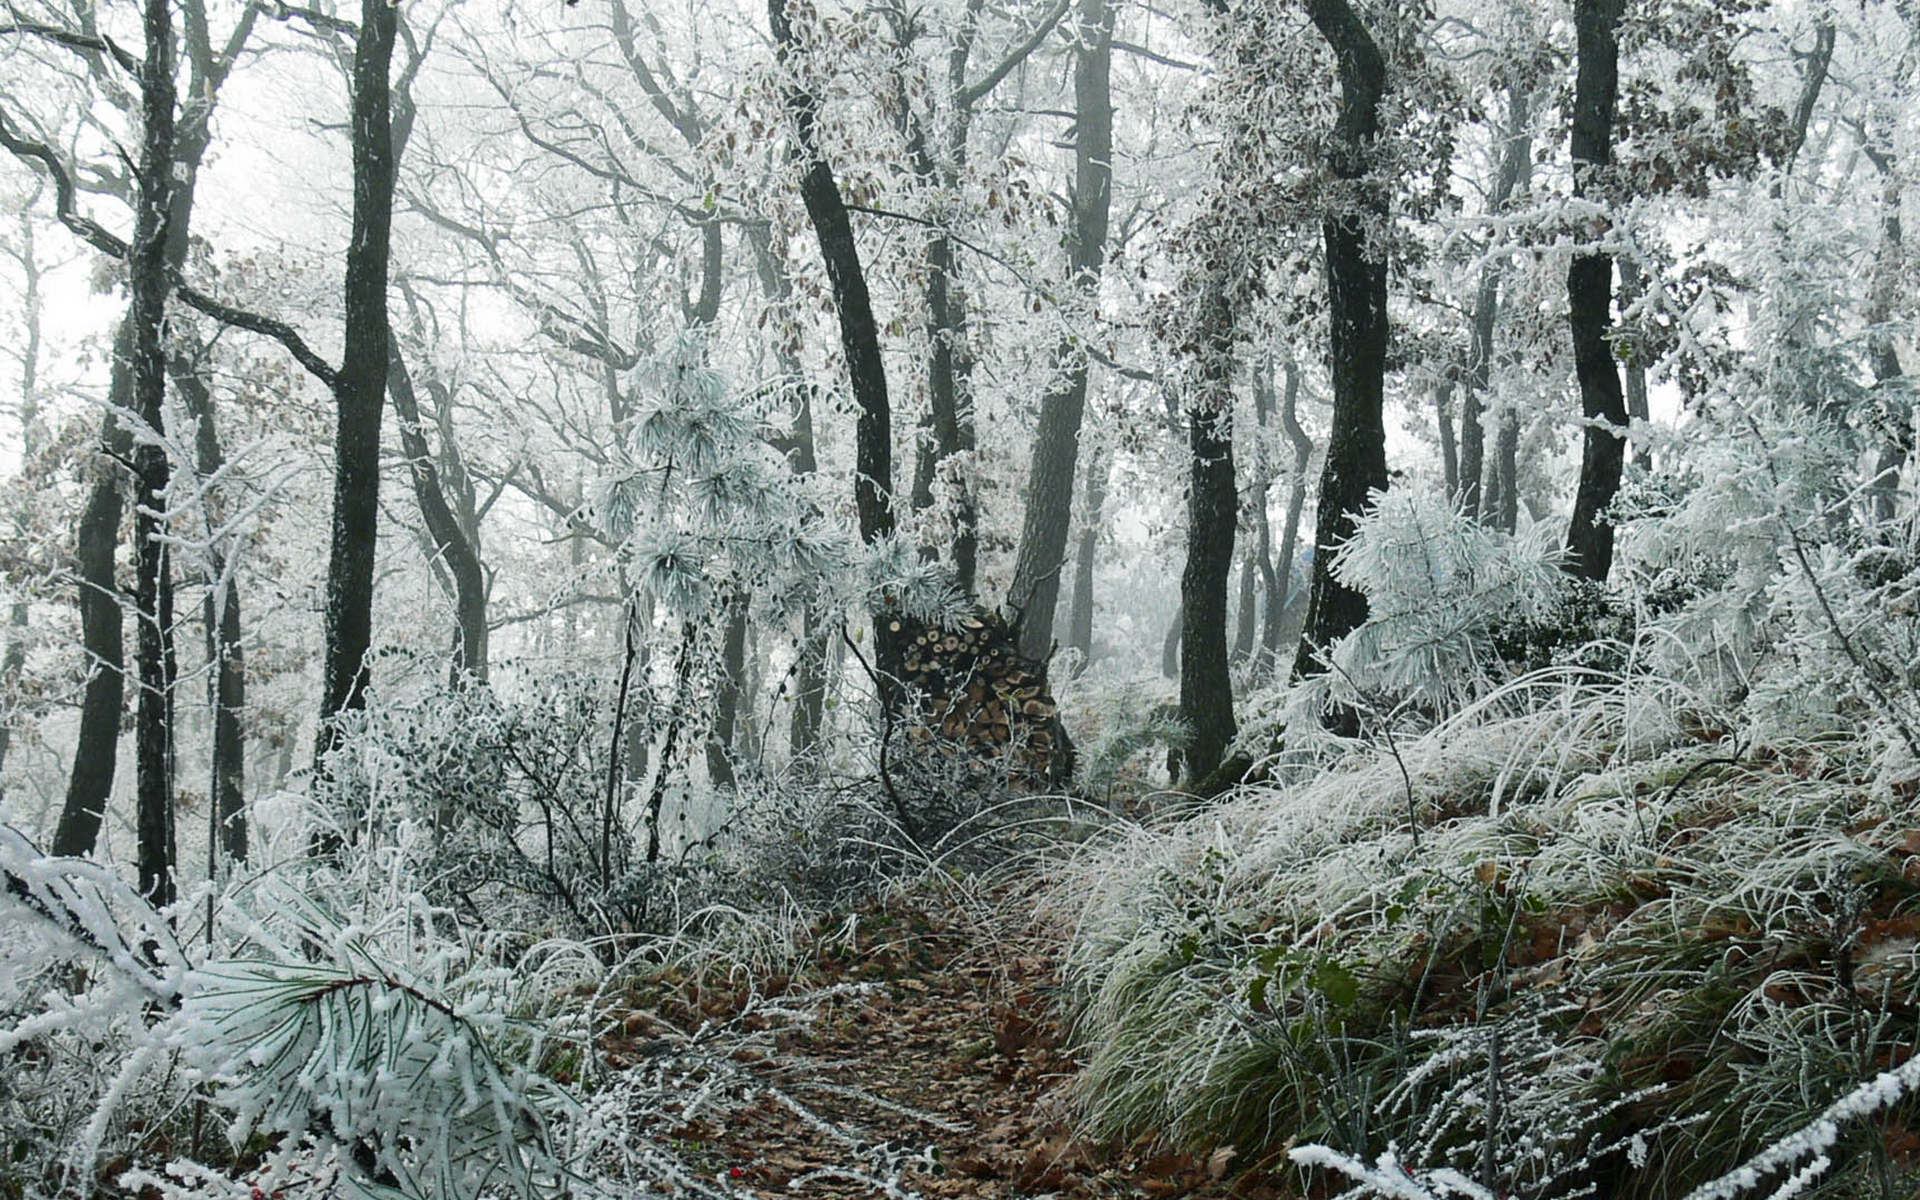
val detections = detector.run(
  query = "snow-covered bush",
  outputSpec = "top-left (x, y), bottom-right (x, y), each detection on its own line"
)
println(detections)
top-left (310, 674), bottom-right (712, 940)
top-left (0, 821), bottom-right (579, 1200)
top-left (1047, 659), bottom-right (1920, 1198)
top-left (1326, 485), bottom-right (1567, 710)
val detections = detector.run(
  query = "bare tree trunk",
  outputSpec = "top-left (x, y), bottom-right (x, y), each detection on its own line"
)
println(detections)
top-left (1563, 0), bottom-right (1629, 583)
top-left (172, 352), bottom-right (247, 865)
top-left (315, 0), bottom-right (398, 765)
top-left (1161, 601), bottom-right (1181, 681)
top-left (387, 341), bottom-right (489, 681)
top-left (1271, 360), bottom-right (1312, 674)
top-left (1489, 410), bottom-right (1520, 533)
top-left (1180, 372), bottom-right (1238, 781)
top-left (1617, 257), bottom-right (1651, 472)
top-left (51, 343), bottom-right (132, 860)
top-left (130, 0), bottom-right (180, 907)
top-left (706, 593), bottom-right (747, 787)
top-left (1435, 381), bottom-right (1458, 497)
top-left (1008, 0), bottom-right (1114, 661)
top-left (769, 0), bottom-right (902, 685)
top-left (1066, 444), bottom-right (1106, 670)
top-left (1460, 84), bottom-right (1532, 520)
top-left (1231, 553), bottom-right (1257, 665)
top-left (1296, 0), bottom-right (1390, 708)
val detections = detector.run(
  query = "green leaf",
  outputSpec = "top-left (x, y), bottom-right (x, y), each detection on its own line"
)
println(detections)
top-left (1310, 959), bottom-right (1359, 1010)
top-left (1247, 973), bottom-right (1269, 1011)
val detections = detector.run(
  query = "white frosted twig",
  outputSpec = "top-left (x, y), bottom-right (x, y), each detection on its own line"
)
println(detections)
top-left (1681, 1053), bottom-right (1920, 1200)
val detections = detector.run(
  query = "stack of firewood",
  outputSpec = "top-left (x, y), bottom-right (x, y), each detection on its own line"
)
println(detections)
top-left (887, 609), bottom-right (1073, 787)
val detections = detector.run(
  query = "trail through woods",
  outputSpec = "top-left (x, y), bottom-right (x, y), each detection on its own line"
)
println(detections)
top-left (603, 889), bottom-right (1269, 1200)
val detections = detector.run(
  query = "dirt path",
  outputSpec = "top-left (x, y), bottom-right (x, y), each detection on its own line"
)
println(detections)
top-left (602, 892), bottom-right (1280, 1199)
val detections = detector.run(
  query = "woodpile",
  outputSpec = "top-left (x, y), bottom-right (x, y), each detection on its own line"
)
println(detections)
top-left (887, 608), bottom-right (1074, 789)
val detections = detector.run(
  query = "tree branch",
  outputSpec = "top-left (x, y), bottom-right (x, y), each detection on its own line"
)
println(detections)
top-left (956, 0), bottom-right (1071, 108)
top-left (0, 19), bottom-right (139, 73)
top-left (0, 105), bottom-right (341, 387)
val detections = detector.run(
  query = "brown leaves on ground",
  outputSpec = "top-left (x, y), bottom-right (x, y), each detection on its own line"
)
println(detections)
top-left (602, 891), bottom-right (1282, 1199)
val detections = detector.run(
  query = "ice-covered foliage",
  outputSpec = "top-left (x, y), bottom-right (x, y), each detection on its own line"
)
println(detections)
top-left (1, 806), bottom-right (950, 1199)
top-left (1326, 486), bottom-right (1566, 709)
top-left (1048, 654), bottom-right (1920, 1196)
top-left (591, 334), bottom-right (963, 628)
top-left (170, 881), bottom-right (568, 1200)
top-left (0, 821), bottom-right (575, 1200)
top-left (310, 674), bottom-right (694, 939)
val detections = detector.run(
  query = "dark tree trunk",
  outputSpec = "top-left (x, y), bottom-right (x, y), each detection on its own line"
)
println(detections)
top-left (769, 0), bottom-right (901, 681)
top-left (1562, 0), bottom-right (1629, 583)
top-left (1296, 0), bottom-right (1390, 694)
top-left (388, 342), bottom-right (488, 681)
top-left (1274, 362), bottom-right (1313, 664)
top-left (1491, 412), bottom-right (1521, 533)
top-left (1867, 158), bottom-right (1906, 524)
top-left (53, 335), bottom-right (132, 859)
top-left (1231, 553), bottom-right (1258, 665)
top-left (1781, 21), bottom-right (1835, 183)
top-left (1008, 0), bottom-right (1114, 662)
top-left (1066, 445), bottom-right (1107, 669)
top-left (1460, 85), bottom-right (1533, 520)
top-left (316, 0), bottom-right (398, 763)
top-left (173, 353), bottom-right (247, 865)
top-left (208, 582), bottom-right (244, 863)
top-left (1161, 601), bottom-right (1182, 681)
top-left (782, 389), bottom-right (829, 764)
top-left (911, 223), bottom-right (979, 594)
top-left (706, 593), bottom-right (747, 787)
top-left (0, 610), bottom-right (20, 808)
top-left (130, 0), bottom-right (179, 908)
top-left (1180, 392), bottom-right (1238, 782)
top-left (1435, 382), bottom-right (1458, 497)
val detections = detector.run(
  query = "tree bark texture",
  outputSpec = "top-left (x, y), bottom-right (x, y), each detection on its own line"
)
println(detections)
top-left (1231, 553), bottom-right (1257, 664)
top-left (706, 593), bottom-right (748, 787)
top-left (1008, 0), bottom-right (1113, 662)
top-left (50, 0), bottom-right (254, 856)
top-left (1066, 445), bottom-right (1107, 668)
top-left (1274, 361), bottom-right (1313, 667)
top-left (53, 330), bottom-right (133, 859)
top-left (1866, 156), bottom-right (1906, 524)
top-left (1181, 395), bottom-right (1238, 782)
top-left (1563, 0), bottom-right (1629, 582)
top-left (316, 0), bottom-right (399, 761)
top-left (1460, 85), bottom-right (1532, 520)
top-left (173, 352), bottom-right (247, 865)
top-left (1161, 601), bottom-right (1181, 681)
top-left (1296, 0), bottom-right (1389, 685)
top-left (130, 0), bottom-right (179, 907)
top-left (388, 341), bottom-right (488, 681)
top-left (1491, 411), bottom-right (1521, 533)
top-left (769, 0), bottom-right (902, 680)
top-left (911, 224), bottom-right (978, 593)
top-left (1618, 256), bottom-right (1651, 471)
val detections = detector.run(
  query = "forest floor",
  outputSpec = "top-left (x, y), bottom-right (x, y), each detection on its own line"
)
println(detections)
top-left (602, 885), bottom-right (1281, 1200)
